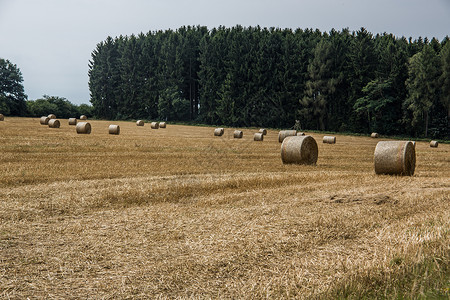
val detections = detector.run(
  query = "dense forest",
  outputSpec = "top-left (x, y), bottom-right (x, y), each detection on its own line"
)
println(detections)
top-left (90, 26), bottom-right (447, 138)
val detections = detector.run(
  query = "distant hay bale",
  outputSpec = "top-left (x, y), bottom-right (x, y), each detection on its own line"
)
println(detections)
top-left (48, 119), bottom-right (60, 128)
top-left (278, 130), bottom-right (297, 143)
top-left (254, 132), bottom-right (264, 141)
top-left (159, 122), bottom-right (166, 128)
top-left (76, 122), bottom-right (91, 134)
top-left (323, 136), bottom-right (336, 144)
top-left (259, 128), bottom-right (267, 135)
top-left (297, 132), bottom-right (305, 136)
top-left (214, 128), bottom-right (224, 136)
top-left (108, 124), bottom-right (120, 135)
top-left (374, 141), bottom-right (415, 176)
top-left (68, 118), bottom-right (77, 125)
top-left (0, 114), bottom-right (3, 121)
top-left (80, 115), bottom-right (87, 120)
top-left (48, 114), bottom-right (56, 119)
top-left (136, 120), bottom-right (144, 126)
top-left (233, 130), bottom-right (243, 139)
top-left (430, 141), bottom-right (438, 148)
top-left (151, 122), bottom-right (159, 129)
top-left (371, 132), bottom-right (379, 138)
top-left (40, 116), bottom-right (50, 125)
top-left (281, 135), bottom-right (318, 165)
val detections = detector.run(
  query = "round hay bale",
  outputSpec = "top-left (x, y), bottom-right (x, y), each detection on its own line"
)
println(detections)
top-left (159, 122), bottom-right (166, 128)
top-left (151, 122), bottom-right (159, 129)
top-left (40, 116), bottom-right (50, 125)
top-left (48, 119), bottom-right (60, 128)
top-left (108, 124), bottom-right (120, 135)
top-left (0, 114), bottom-right (4, 121)
top-left (214, 128), bottom-right (224, 136)
top-left (371, 132), bottom-right (379, 138)
top-left (278, 130), bottom-right (297, 143)
top-left (136, 120), bottom-right (144, 126)
top-left (374, 141), bottom-right (415, 176)
top-left (297, 132), bottom-right (305, 136)
top-left (323, 136), bottom-right (336, 144)
top-left (281, 135), bottom-right (318, 165)
top-left (430, 141), bottom-right (438, 148)
top-left (233, 130), bottom-right (243, 139)
top-left (68, 118), bottom-right (77, 125)
top-left (259, 128), bottom-right (267, 135)
top-left (254, 132), bottom-right (264, 141)
top-left (76, 122), bottom-right (91, 134)
top-left (48, 114), bottom-right (56, 119)
top-left (411, 141), bottom-right (416, 147)
top-left (80, 115), bottom-right (87, 120)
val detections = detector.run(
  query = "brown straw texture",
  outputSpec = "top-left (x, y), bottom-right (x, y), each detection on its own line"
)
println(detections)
top-left (214, 128), bottom-right (224, 136)
top-left (159, 122), bottom-right (166, 128)
top-left (281, 135), bottom-right (318, 165)
top-left (40, 116), bottom-right (50, 125)
top-left (259, 129), bottom-right (267, 135)
top-left (278, 130), bottom-right (297, 143)
top-left (151, 122), bottom-right (159, 129)
top-left (48, 119), bottom-right (60, 128)
top-left (108, 125), bottom-right (120, 135)
top-left (233, 130), bottom-right (243, 139)
top-left (371, 133), bottom-right (379, 138)
top-left (80, 115), bottom-right (87, 120)
top-left (76, 122), bottom-right (91, 134)
top-left (374, 141), bottom-right (415, 176)
top-left (430, 141), bottom-right (439, 148)
top-left (47, 114), bottom-right (56, 119)
top-left (68, 118), bottom-right (77, 125)
top-left (254, 132), bottom-right (264, 141)
top-left (0, 114), bottom-right (3, 121)
top-left (322, 136), bottom-right (336, 144)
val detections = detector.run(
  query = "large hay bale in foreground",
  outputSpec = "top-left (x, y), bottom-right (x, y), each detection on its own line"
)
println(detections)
top-left (68, 118), bottom-right (77, 125)
top-left (214, 128), bottom-right (224, 136)
top-left (430, 141), bottom-right (438, 148)
top-left (108, 125), bottom-right (120, 135)
top-left (0, 114), bottom-right (3, 121)
top-left (159, 122), bottom-right (166, 128)
top-left (48, 119), bottom-right (60, 128)
top-left (80, 115), bottom-right (87, 120)
top-left (76, 122), bottom-right (91, 134)
top-left (371, 132), bottom-right (379, 138)
top-left (48, 114), bottom-right (56, 119)
top-left (281, 135), bottom-right (318, 165)
top-left (259, 129), bottom-right (267, 135)
top-left (233, 130), bottom-right (243, 139)
top-left (254, 132), bottom-right (264, 141)
top-left (40, 116), bottom-right (50, 125)
top-left (323, 136), bottom-right (336, 144)
top-left (374, 141), bottom-right (415, 176)
top-left (278, 130), bottom-right (297, 143)
top-left (151, 122), bottom-right (159, 129)
top-left (136, 120), bottom-right (144, 126)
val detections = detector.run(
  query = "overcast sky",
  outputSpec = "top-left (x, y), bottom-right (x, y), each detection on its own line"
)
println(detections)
top-left (1, 0), bottom-right (449, 105)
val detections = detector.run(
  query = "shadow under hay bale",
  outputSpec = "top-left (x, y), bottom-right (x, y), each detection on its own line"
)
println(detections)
top-left (323, 136), bottom-right (336, 144)
top-left (76, 122), bottom-right (91, 134)
top-left (68, 118), bottom-right (77, 125)
top-left (214, 128), bottom-right (224, 136)
top-left (233, 130), bottom-right (243, 138)
top-left (108, 125), bottom-right (120, 135)
top-left (40, 116), bottom-right (50, 125)
top-left (254, 132), bottom-right (264, 141)
top-left (278, 130), bottom-right (297, 143)
top-left (281, 135), bottom-right (318, 165)
top-left (374, 141), bottom-right (415, 176)
top-left (48, 119), bottom-right (60, 128)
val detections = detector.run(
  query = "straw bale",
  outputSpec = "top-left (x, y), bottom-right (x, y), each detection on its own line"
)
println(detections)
top-left (76, 122), bottom-right (91, 134)
top-left (254, 133), bottom-right (264, 141)
top-left (297, 132), bottom-right (305, 136)
top-left (323, 136), bottom-right (336, 144)
top-left (40, 116), bottom-right (50, 125)
top-left (259, 129), bottom-right (267, 135)
top-left (374, 141), bottom-right (415, 176)
top-left (281, 135), bottom-right (318, 165)
top-left (430, 141), bottom-right (438, 148)
top-left (159, 122), bottom-right (166, 128)
top-left (278, 130), bottom-right (297, 143)
top-left (80, 115), bottom-right (87, 120)
top-left (108, 124), bottom-right (120, 135)
top-left (48, 119), bottom-right (60, 128)
top-left (136, 120), bottom-right (144, 126)
top-left (233, 130), bottom-right (243, 138)
top-left (214, 128), bottom-right (224, 136)
top-left (0, 114), bottom-right (3, 121)
top-left (68, 118), bottom-right (77, 125)
top-left (151, 122), bottom-right (159, 129)
top-left (371, 132), bottom-right (379, 138)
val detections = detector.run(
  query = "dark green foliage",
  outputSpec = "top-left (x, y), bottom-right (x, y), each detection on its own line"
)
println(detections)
top-left (26, 95), bottom-right (93, 119)
top-left (0, 58), bottom-right (27, 116)
top-left (88, 26), bottom-right (450, 139)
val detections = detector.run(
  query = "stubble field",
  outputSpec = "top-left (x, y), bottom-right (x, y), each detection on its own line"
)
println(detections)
top-left (0, 117), bottom-right (449, 299)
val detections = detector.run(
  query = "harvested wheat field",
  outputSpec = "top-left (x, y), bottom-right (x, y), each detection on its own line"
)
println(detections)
top-left (0, 117), bottom-right (449, 299)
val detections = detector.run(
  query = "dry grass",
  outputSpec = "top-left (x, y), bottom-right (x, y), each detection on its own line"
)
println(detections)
top-left (0, 117), bottom-right (449, 299)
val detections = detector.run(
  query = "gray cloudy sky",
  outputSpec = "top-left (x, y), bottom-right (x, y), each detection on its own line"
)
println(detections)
top-left (1, 0), bottom-right (449, 105)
